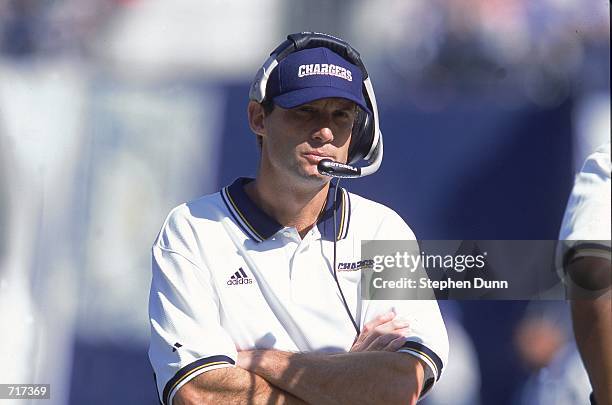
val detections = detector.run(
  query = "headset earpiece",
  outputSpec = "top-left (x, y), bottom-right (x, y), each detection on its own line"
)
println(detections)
top-left (348, 107), bottom-right (374, 164)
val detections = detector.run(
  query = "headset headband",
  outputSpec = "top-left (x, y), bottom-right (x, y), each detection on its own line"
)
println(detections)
top-left (275, 33), bottom-right (368, 77)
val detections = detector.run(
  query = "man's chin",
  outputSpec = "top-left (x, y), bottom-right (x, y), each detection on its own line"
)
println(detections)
top-left (296, 165), bottom-right (331, 184)
top-left (279, 159), bottom-right (333, 185)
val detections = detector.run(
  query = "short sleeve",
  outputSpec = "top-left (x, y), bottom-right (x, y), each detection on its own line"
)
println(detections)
top-left (363, 209), bottom-right (449, 397)
top-left (149, 207), bottom-right (237, 405)
top-left (558, 144), bottom-right (611, 266)
top-left (360, 298), bottom-right (449, 396)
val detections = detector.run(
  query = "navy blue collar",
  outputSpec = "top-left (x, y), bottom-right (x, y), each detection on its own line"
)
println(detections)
top-left (221, 177), bottom-right (350, 242)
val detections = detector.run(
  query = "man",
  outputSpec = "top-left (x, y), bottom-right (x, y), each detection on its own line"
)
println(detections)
top-left (149, 33), bottom-right (448, 405)
top-left (558, 143), bottom-right (611, 405)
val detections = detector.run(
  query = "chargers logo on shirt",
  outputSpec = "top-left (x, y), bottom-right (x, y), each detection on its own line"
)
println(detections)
top-left (227, 267), bottom-right (253, 285)
top-left (337, 259), bottom-right (374, 271)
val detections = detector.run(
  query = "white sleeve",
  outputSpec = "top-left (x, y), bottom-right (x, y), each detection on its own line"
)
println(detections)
top-left (149, 206), bottom-right (237, 405)
top-left (558, 143), bottom-right (611, 265)
top-left (362, 209), bottom-right (449, 397)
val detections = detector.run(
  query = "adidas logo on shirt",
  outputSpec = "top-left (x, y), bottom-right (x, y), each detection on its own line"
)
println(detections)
top-left (227, 267), bottom-right (253, 285)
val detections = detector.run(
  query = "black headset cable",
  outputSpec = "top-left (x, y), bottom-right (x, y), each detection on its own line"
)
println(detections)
top-left (331, 179), bottom-right (361, 337)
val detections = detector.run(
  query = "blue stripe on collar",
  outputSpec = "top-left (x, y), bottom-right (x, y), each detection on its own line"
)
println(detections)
top-left (222, 177), bottom-right (350, 242)
top-left (223, 177), bottom-right (282, 241)
top-left (316, 181), bottom-right (349, 242)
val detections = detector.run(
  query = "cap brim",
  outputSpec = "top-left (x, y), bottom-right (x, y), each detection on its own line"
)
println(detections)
top-left (273, 87), bottom-right (371, 115)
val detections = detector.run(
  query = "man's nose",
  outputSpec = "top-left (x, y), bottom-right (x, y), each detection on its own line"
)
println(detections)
top-left (312, 126), bottom-right (334, 143)
top-left (311, 111), bottom-right (335, 142)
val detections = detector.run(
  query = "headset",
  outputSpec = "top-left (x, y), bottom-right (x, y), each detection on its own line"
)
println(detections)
top-left (249, 32), bottom-right (383, 179)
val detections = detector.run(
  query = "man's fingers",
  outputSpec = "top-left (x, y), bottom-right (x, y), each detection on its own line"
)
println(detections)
top-left (385, 335), bottom-right (408, 351)
top-left (236, 351), bottom-right (253, 370)
top-left (352, 312), bottom-right (410, 352)
top-left (371, 334), bottom-right (408, 352)
top-left (364, 332), bottom-right (409, 352)
top-left (364, 333), bottom-right (399, 351)
top-left (373, 318), bottom-right (410, 335)
top-left (362, 311), bottom-right (395, 334)
top-left (354, 313), bottom-right (409, 349)
top-left (356, 328), bottom-right (383, 349)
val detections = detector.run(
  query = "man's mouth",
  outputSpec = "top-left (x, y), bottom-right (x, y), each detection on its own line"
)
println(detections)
top-left (303, 151), bottom-right (333, 164)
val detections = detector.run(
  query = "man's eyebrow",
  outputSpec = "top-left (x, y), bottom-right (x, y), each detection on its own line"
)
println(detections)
top-left (337, 104), bottom-right (358, 111)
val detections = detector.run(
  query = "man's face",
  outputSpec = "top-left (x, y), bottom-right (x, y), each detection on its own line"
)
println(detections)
top-left (259, 97), bottom-right (357, 183)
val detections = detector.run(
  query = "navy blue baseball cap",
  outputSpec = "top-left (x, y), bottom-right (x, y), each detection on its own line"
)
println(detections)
top-left (266, 47), bottom-right (370, 114)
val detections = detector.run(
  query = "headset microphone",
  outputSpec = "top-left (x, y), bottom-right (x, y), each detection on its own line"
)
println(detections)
top-left (318, 159), bottom-right (361, 178)
top-left (317, 135), bottom-right (383, 179)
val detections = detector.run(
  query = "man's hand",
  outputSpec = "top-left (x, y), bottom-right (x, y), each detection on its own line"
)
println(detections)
top-left (350, 311), bottom-right (409, 352)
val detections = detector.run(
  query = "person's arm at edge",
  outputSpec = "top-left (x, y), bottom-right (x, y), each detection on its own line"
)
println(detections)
top-left (238, 350), bottom-right (425, 405)
top-left (568, 256), bottom-right (612, 405)
top-left (173, 366), bottom-right (307, 405)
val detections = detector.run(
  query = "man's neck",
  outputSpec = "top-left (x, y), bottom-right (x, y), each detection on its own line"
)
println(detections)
top-left (245, 175), bottom-right (330, 239)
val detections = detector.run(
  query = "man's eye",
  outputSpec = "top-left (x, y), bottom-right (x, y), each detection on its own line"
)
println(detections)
top-left (298, 107), bottom-right (315, 113)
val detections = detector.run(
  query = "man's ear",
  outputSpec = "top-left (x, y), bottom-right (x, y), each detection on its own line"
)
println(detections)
top-left (248, 101), bottom-right (266, 137)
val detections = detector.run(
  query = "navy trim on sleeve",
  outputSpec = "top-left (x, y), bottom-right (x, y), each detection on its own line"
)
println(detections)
top-left (162, 355), bottom-right (235, 404)
top-left (400, 341), bottom-right (444, 381)
top-left (564, 241), bottom-right (611, 268)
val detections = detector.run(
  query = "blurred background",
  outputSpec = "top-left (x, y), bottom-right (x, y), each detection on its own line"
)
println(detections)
top-left (0, 0), bottom-right (609, 404)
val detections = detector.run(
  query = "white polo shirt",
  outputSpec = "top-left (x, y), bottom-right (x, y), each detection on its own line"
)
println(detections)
top-left (149, 177), bottom-right (449, 404)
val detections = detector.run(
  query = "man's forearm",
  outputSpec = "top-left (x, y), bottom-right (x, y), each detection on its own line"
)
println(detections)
top-left (239, 350), bottom-right (424, 405)
top-left (173, 366), bottom-right (307, 405)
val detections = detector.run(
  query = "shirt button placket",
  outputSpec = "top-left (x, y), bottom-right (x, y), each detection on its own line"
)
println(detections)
top-left (290, 236), bottom-right (314, 303)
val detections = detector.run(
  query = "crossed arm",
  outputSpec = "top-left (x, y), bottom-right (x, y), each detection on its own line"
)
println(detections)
top-left (172, 365), bottom-right (305, 405)
top-left (174, 312), bottom-right (425, 405)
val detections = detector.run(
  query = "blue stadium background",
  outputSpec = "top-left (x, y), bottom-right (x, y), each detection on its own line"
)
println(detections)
top-left (0, 1), bottom-right (608, 404)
